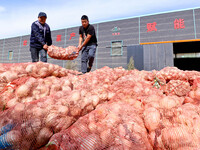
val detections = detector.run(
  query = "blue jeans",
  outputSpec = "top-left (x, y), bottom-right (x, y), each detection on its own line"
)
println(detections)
top-left (81, 45), bottom-right (96, 73)
top-left (30, 47), bottom-right (47, 62)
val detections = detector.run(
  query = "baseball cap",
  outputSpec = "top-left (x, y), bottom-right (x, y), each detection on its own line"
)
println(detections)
top-left (38, 12), bottom-right (47, 18)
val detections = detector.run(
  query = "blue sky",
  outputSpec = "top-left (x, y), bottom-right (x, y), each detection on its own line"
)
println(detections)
top-left (0, 0), bottom-right (200, 39)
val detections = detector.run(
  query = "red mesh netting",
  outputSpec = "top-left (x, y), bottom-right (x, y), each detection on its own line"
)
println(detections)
top-left (1, 64), bottom-right (200, 150)
top-left (47, 45), bottom-right (79, 60)
top-left (47, 101), bottom-right (152, 150)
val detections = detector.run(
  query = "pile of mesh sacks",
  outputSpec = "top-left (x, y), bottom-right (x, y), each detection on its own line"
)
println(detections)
top-left (0, 62), bottom-right (200, 150)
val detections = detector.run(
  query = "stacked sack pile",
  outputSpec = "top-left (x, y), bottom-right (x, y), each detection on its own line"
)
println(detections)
top-left (0, 62), bottom-right (200, 150)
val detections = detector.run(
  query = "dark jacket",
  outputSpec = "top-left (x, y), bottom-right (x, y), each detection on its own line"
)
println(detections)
top-left (30, 20), bottom-right (52, 49)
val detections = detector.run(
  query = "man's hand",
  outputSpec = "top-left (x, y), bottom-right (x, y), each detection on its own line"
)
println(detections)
top-left (78, 34), bottom-right (91, 52)
top-left (43, 44), bottom-right (48, 50)
top-left (78, 45), bottom-right (82, 52)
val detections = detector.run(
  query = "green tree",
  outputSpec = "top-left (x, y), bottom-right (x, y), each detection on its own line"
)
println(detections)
top-left (65, 60), bottom-right (78, 70)
top-left (127, 56), bottom-right (135, 70)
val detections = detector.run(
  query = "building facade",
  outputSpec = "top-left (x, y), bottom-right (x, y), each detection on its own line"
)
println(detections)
top-left (1, 8), bottom-right (200, 71)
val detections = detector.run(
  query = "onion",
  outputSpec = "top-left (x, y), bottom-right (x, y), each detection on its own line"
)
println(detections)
top-left (85, 104), bottom-right (94, 112)
top-left (188, 91), bottom-right (195, 99)
top-left (144, 95), bottom-right (161, 103)
top-left (144, 107), bottom-right (160, 132)
top-left (118, 124), bottom-right (126, 137)
top-left (45, 113), bottom-right (59, 127)
top-left (52, 70), bottom-right (59, 77)
top-left (50, 84), bottom-right (61, 95)
top-left (38, 67), bottom-right (48, 77)
top-left (107, 92), bottom-right (115, 100)
top-left (104, 113), bottom-right (120, 128)
top-left (21, 97), bottom-right (35, 103)
top-left (57, 105), bottom-right (69, 115)
top-left (121, 138), bottom-right (133, 149)
top-left (21, 119), bottom-right (42, 139)
top-left (13, 103), bottom-right (25, 113)
top-left (92, 95), bottom-right (100, 107)
top-left (16, 84), bottom-right (31, 98)
top-left (61, 86), bottom-right (71, 92)
top-left (88, 122), bottom-right (97, 132)
top-left (80, 89), bottom-right (87, 97)
top-left (184, 97), bottom-right (194, 104)
top-left (0, 71), bottom-right (18, 82)
top-left (54, 117), bottom-right (74, 132)
top-left (32, 107), bottom-right (45, 117)
top-left (159, 96), bottom-right (178, 109)
top-left (148, 131), bottom-right (156, 146)
top-left (63, 79), bottom-right (71, 87)
top-left (71, 91), bottom-right (81, 102)
top-left (99, 91), bottom-right (108, 100)
top-left (6, 98), bottom-right (19, 108)
top-left (35, 127), bottom-right (53, 148)
top-left (48, 64), bottom-right (54, 72)
top-left (81, 97), bottom-right (91, 109)
top-left (161, 126), bottom-right (193, 149)
top-left (132, 100), bottom-right (143, 109)
top-left (70, 106), bottom-right (81, 116)
top-left (25, 64), bottom-right (35, 74)
top-left (194, 88), bottom-right (200, 100)
top-left (100, 129), bottom-right (112, 146)
top-left (59, 68), bottom-right (66, 76)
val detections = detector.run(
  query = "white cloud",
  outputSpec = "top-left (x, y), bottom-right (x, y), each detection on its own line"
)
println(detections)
top-left (0, 6), bottom-right (5, 12)
top-left (0, 0), bottom-right (200, 39)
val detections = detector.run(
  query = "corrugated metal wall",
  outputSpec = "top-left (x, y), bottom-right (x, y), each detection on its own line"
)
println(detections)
top-left (0, 8), bottom-right (198, 71)
top-left (195, 8), bottom-right (200, 39)
top-left (97, 18), bottom-right (139, 69)
top-left (140, 10), bottom-right (195, 43)
top-left (127, 45), bottom-right (143, 70)
top-left (20, 35), bottom-right (31, 63)
top-left (127, 43), bottom-right (174, 71)
top-left (143, 43), bottom-right (174, 71)
top-left (0, 39), bottom-right (4, 62)
top-left (3, 37), bottom-right (21, 63)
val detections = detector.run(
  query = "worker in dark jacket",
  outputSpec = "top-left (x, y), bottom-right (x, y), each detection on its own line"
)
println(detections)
top-left (30, 12), bottom-right (52, 62)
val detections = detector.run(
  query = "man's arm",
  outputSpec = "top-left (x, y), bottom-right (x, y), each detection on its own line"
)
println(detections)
top-left (78, 34), bottom-right (92, 51)
top-left (78, 34), bottom-right (83, 48)
top-left (47, 28), bottom-right (52, 46)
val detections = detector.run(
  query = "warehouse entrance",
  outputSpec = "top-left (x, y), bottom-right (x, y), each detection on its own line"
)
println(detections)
top-left (173, 41), bottom-right (200, 71)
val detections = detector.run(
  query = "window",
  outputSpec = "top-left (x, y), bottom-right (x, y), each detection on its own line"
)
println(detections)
top-left (111, 41), bottom-right (123, 56)
top-left (8, 51), bottom-right (13, 60)
top-left (174, 53), bottom-right (200, 58)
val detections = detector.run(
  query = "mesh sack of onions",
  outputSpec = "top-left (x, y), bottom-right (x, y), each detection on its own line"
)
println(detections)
top-left (47, 45), bottom-right (79, 60)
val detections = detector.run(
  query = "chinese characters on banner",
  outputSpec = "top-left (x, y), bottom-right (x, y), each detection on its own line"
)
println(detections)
top-left (112, 32), bottom-right (120, 36)
top-left (56, 35), bottom-right (62, 42)
top-left (147, 22), bottom-right (157, 32)
top-left (147, 18), bottom-right (185, 32)
top-left (174, 19), bottom-right (185, 29)
top-left (23, 40), bottom-right (27, 46)
top-left (111, 27), bottom-right (120, 36)
top-left (69, 33), bottom-right (76, 40)
top-left (56, 33), bottom-right (76, 42)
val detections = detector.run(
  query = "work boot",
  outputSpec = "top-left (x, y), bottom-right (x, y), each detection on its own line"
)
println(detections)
top-left (77, 73), bottom-right (83, 76)
top-left (87, 67), bottom-right (91, 72)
